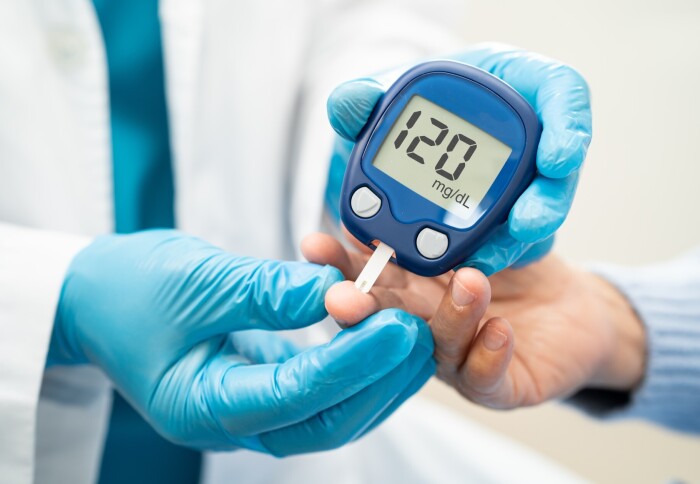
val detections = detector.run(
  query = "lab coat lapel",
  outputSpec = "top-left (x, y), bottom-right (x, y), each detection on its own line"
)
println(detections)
top-left (161, 0), bottom-right (323, 259)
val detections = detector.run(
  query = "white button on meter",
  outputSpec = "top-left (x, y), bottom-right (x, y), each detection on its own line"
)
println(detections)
top-left (350, 186), bottom-right (381, 218)
top-left (416, 228), bottom-right (448, 259)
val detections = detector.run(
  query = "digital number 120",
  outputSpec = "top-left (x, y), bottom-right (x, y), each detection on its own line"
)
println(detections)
top-left (393, 110), bottom-right (477, 182)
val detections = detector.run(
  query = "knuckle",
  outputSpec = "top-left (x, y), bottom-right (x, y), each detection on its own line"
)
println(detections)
top-left (315, 407), bottom-right (355, 450)
top-left (462, 360), bottom-right (501, 396)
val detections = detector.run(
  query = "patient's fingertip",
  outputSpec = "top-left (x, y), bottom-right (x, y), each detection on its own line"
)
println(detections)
top-left (325, 281), bottom-right (378, 326)
top-left (451, 277), bottom-right (476, 307)
top-left (300, 233), bottom-right (320, 261)
top-left (483, 326), bottom-right (508, 352)
top-left (452, 268), bottom-right (490, 306)
top-left (300, 232), bottom-right (335, 263)
top-left (481, 318), bottom-right (513, 352)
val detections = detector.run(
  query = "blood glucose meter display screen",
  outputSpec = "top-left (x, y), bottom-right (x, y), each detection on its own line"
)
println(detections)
top-left (373, 95), bottom-right (513, 221)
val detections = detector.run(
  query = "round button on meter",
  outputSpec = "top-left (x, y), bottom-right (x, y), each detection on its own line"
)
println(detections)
top-left (350, 186), bottom-right (381, 218)
top-left (340, 60), bottom-right (541, 278)
top-left (416, 228), bottom-right (448, 260)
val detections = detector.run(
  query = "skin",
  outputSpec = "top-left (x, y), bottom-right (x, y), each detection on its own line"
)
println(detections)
top-left (302, 232), bottom-right (646, 410)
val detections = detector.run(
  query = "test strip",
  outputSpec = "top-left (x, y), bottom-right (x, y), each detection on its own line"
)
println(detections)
top-left (355, 241), bottom-right (394, 294)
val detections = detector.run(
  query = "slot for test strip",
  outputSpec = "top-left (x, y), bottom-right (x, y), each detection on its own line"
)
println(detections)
top-left (354, 241), bottom-right (394, 294)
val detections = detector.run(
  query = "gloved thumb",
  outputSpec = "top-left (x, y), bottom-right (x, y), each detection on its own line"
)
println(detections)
top-left (327, 79), bottom-right (385, 141)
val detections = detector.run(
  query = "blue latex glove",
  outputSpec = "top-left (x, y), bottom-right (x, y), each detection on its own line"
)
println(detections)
top-left (49, 230), bottom-right (435, 455)
top-left (326, 43), bottom-right (592, 275)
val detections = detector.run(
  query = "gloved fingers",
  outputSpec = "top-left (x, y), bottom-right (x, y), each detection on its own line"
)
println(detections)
top-left (508, 172), bottom-right (579, 244)
top-left (355, 356), bottom-right (436, 440)
top-left (535, 79), bottom-right (592, 178)
top-left (208, 258), bottom-right (343, 333)
top-left (458, 225), bottom-right (529, 276)
top-left (327, 79), bottom-right (386, 141)
top-left (453, 43), bottom-right (592, 178)
top-left (332, 135), bottom-right (355, 161)
top-left (211, 309), bottom-right (421, 437)
top-left (510, 236), bottom-right (555, 269)
top-left (459, 317), bottom-right (516, 409)
top-left (511, 60), bottom-right (591, 179)
top-left (258, 318), bottom-right (434, 456)
top-left (228, 330), bottom-right (301, 364)
top-left (325, 137), bottom-right (356, 222)
top-left (460, 176), bottom-right (574, 274)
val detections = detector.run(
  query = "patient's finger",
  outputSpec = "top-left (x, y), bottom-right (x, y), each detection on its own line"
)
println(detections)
top-left (302, 233), bottom-right (357, 277)
top-left (325, 281), bottom-right (407, 327)
top-left (460, 317), bottom-right (515, 409)
top-left (302, 232), bottom-right (409, 288)
top-left (341, 225), bottom-right (374, 255)
top-left (430, 268), bottom-right (491, 380)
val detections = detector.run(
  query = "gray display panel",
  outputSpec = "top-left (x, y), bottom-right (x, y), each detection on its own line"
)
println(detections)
top-left (373, 95), bottom-right (513, 220)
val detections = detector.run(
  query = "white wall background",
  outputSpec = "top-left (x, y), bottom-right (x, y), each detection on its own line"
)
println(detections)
top-left (424, 0), bottom-right (700, 482)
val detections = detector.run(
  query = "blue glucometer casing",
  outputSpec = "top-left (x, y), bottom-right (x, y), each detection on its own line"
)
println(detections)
top-left (340, 60), bottom-right (542, 277)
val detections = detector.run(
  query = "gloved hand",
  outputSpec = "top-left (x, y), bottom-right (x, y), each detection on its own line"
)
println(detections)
top-left (49, 230), bottom-right (435, 455)
top-left (326, 43), bottom-right (592, 275)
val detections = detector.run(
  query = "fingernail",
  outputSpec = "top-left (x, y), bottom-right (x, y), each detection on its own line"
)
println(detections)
top-left (451, 279), bottom-right (476, 307)
top-left (484, 328), bottom-right (508, 351)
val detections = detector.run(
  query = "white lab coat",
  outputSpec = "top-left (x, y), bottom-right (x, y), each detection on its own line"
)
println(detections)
top-left (0, 1), bottom-right (584, 483)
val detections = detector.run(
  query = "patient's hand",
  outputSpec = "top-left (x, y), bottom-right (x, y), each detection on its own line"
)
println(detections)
top-left (302, 232), bottom-right (645, 409)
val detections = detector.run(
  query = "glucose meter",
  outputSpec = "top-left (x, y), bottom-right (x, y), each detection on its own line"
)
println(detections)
top-left (339, 60), bottom-right (541, 288)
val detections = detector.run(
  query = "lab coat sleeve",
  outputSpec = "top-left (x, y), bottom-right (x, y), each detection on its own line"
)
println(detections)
top-left (567, 247), bottom-right (700, 435)
top-left (0, 222), bottom-right (91, 483)
top-left (289, 0), bottom-right (467, 248)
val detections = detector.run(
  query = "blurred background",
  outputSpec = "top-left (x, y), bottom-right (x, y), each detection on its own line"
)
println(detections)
top-left (421, 0), bottom-right (700, 482)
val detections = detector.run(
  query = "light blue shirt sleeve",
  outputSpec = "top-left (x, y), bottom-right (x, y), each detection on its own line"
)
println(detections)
top-left (568, 247), bottom-right (700, 434)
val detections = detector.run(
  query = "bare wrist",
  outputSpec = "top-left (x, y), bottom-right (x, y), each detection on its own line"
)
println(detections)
top-left (588, 274), bottom-right (646, 391)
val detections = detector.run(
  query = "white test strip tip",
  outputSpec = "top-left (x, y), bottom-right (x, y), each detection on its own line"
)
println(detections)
top-left (354, 241), bottom-right (394, 294)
